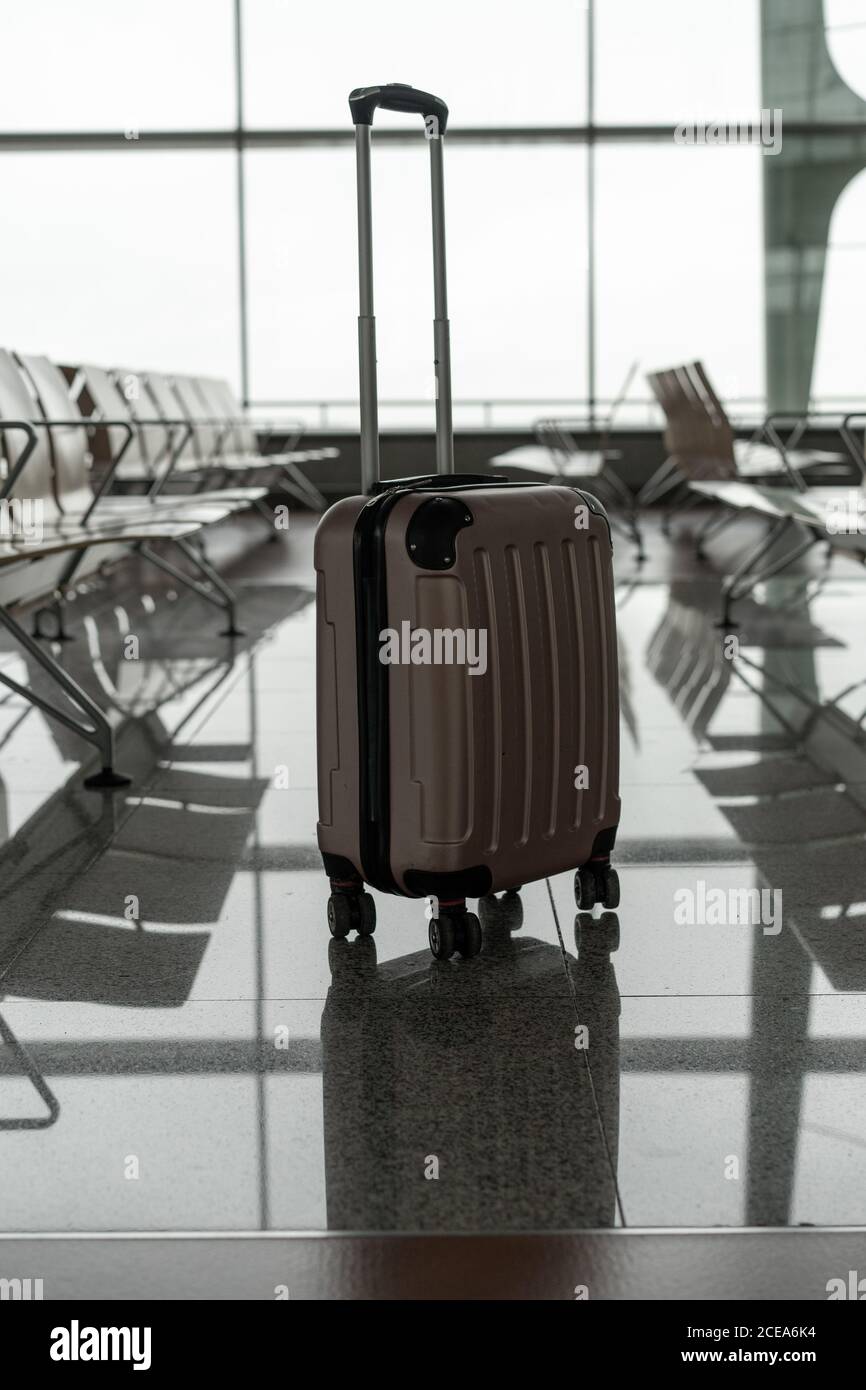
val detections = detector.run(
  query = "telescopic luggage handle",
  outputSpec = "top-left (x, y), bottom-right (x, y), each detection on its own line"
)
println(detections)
top-left (349, 83), bottom-right (449, 133)
top-left (351, 83), bottom-right (453, 494)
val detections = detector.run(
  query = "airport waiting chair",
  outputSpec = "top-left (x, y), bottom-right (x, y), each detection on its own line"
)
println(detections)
top-left (13, 353), bottom-right (250, 637)
top-left (689, 475), bottom-right (866, 626)
top-left (22, 355), bottom-right (258, 528)
top-left (489, 362), bottom-right (644, 558)
top-left (636, 364), bottom-right (866, 626)
top-left (648, 361), bottom-right (845, 484)
top-left (495, 417), bottom-right (642, 557)
top-left (185, 375), bottom-right (335, 511)
top-left (0, 351), bottom-right (206, 786)
top-left (663, 384), bottom-right (866, 625)
top-left (686, 403), bottom-right (866, 627)
top-left (190, 377), bottom-right (300, 466)
top-left (169, 373), bottom-right (305, 518)
top-left (647, 361), bottom-right (845, 533)
top-left (126, 369), bottom-right (254, 501)
top-left (643, 362), bottom-right (847, 551)
top-left (61, 361), bottom-right (162, 491)
top-left (128, 370), bottom-right (323, 517)
top-left (62, 362), bottom-right (268, 518)
top-left (490, 420), bottom-right (612, 483)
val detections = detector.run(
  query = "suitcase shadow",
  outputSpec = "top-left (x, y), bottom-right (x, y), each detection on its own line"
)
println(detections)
top-left (321, 909), bottom-right (621, 1232)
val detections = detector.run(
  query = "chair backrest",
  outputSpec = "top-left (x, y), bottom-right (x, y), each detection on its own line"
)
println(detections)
top-left (647, 360), bottom-right (738, 480)
top-left (16, 353), bottom-right (96, 514)
top-left (205, 377), bottom-right (257, 457)
top-left (142, 371), bottom-right (200, 469)
top-left (195, 377), bottom-right (253, 456)
top-left (0, 349), bottom-right (61, 517)
top-left (112, 368), bottom-right (176, 479)
top-left (63, 363), bottom-right (152, 483)
top-left (171, 375), bottom-right (220, 462)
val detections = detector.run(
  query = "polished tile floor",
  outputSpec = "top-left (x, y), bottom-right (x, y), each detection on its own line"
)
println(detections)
top-left (1, 510), bottom-right (866, 1236)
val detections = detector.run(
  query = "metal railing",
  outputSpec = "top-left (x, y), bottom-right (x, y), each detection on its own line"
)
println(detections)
top-left (246, 395), bottom-right (866, 432)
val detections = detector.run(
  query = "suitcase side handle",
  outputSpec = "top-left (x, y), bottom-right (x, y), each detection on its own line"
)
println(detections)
top-left (370, 473), bottom-right (508, 495)
top-left (349, 84), bottom-right (449, 134)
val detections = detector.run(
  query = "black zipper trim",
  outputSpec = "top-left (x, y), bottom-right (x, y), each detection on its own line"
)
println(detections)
top-left (353, 487), bottom-right (404, 894)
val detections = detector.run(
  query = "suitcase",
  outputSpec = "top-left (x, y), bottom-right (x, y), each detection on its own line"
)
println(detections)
top-left (316, 83), bottom-right (621, 960)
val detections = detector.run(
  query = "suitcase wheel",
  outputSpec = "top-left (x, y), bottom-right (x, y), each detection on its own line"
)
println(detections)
top-left (428, 907), bottom-right (482, 962)
top-left (428, 914), bottom-right (455, 960)
top-left (457, 912), bottom-right (483, 959)
top-left (602, 868), bottom-right (621, 910)
top-left (327, 889), bottom-right (377, 939)
top-left (574, 863), bottom-right (620, 913)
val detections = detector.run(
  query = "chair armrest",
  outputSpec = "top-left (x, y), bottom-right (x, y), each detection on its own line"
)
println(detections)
top-left (0, 421), bottom-right (39, 500)
top-left (760, 418), bottom-right (810, 493)
top-left (258, 417), bottom-right (306, 454)
top-left (80, 422), bottom-right (135, 522)
top-left (764, 411), bottom-right (848, 425)
top-left (838, 415), bottom-right (866, 484)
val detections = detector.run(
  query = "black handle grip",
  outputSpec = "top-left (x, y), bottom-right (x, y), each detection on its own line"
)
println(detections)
top-left (349, 83), bottom-right (449, 134)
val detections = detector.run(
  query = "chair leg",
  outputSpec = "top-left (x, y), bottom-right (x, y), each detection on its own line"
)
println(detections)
top-left (280, 461), bottom-right (327, 511)
top-left (631, 513), bottom-right (647, 562)
top-left (694, 508), bottom-right (735, 560)
top-left (717, 518), bottom-right (818, 628)
top-left (588, 469), bottom-right (646, 563)
top-left (32, 598), bottom-right (74, 643)
top-left (0, 602), bottom-right (130, 789)
top-left (717, 518), bottom-right (789, 627)
top-left (174, 536), bottom-right (244, 637)
top-left (660, 485), bottom-right (698, 537)
top-left (636, 456), bottom-right (681, 508)
top-left (138, 539), bottom-right (244, 638)
top-left (253, 496), bottom-right (281, 542)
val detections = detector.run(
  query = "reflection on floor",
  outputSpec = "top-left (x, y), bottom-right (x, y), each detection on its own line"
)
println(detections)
top-left (1, 510), bottom-right (865, 1235)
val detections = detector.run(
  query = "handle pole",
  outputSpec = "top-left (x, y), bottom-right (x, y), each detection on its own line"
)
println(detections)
top-left (356, 123), bottom-right (380, 494)
top-left (430, 134), bottom-right (454, 474)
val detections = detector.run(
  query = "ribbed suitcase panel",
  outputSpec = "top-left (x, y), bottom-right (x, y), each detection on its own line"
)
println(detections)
top-left (505, 543), bottom-right (534, 848)
top-left (384, 486), bottom-right (619, 892)
top-left (534, 540), bottom-right (561, 841)
top-left (473, 530), bottom-right (615, 857)
top-left (472, 549), bottom-right (503, 855)
top-left (409, 575), bottom-right (474, 844)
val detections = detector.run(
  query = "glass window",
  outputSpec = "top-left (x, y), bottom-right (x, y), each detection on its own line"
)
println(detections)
top-left (242, 0), bottom-right (586, 129)
top-left (594, 144), bottom-right (765, 413)
top-left (0, 152), bottom-right (240, 384)
top-left (812, 167), bottom-right (866, 408)
top-left (4, 2), bottom-right (863, 423)
top-left (245, 144), bottom-right (588, 427)
top-left (594, 0), bottom-right (760, 125)
top-left (0, 0), bottom-right (235, 131)
top-left (825, 0), bottom-right (866, 104)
